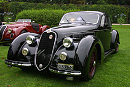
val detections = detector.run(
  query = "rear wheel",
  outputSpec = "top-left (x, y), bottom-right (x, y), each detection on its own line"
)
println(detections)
top-left (114, 42), bottom-right (119, 53)
top-left (113, 38), bottom-right (119, 54)
top-left (81, 46), bottom-right (97, 80)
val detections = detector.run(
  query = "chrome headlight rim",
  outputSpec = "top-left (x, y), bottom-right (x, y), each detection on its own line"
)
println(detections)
top-left (8, 28), bottom-right (12, 34)
top-left (26, 35), bottom-right (36, 45)
top-left (22, 48), bottom-right (29, 56)
top-left (63, 37), bottom-right (73, 48)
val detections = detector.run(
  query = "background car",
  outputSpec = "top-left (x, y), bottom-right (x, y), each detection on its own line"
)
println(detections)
top-left (5, 11), bottom-right (119, 81)
top-left (0, 19), bottom-right (49, 43)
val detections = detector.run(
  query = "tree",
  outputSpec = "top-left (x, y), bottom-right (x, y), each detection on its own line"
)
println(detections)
top-left (97, 0), bottom-right (108, 4)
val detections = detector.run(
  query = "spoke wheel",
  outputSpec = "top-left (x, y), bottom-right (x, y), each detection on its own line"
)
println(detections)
top-left (113, 40), bottom-right (119, 54)
top-left (80, 47), bottom-right (98, 81)
top-left (89, 47), bottom-right (97, 78)
top-left (115, 43), bottom-right (119, 52)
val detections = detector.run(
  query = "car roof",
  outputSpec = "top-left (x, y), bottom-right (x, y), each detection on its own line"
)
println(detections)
top-left (67, 11), bottom-right (104, 15)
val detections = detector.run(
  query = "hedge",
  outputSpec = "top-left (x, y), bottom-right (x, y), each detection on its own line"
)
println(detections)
top-left (0, 2), bottom-right (129, 23)
top-left (80, 5), bottom-right (129, 23)
top-left (16, 9), bottom-right (77, 27)
top-left (9, 2), bottom-right (130, 23)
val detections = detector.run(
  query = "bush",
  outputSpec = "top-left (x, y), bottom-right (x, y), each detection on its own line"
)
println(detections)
top-left (117, 17), bottom-right (126, 24)
top-left (4, 16), bottom-right (12, 23)
top-left (16, 9), bottom-right (68, 27)
top-left (80, 5), bottom-right (129, 23)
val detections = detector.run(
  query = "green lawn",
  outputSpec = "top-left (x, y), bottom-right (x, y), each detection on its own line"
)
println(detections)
top-left (0, 25), bottom-right (130, 87)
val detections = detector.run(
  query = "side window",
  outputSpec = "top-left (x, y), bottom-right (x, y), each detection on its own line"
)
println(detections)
top-left (101, 15), bottom-right (111, 28)
top-left (105, 16), bottom-right (111, 27)
top-left (108, 17), bottom-right (112, 27)
top-left (100, 15), bottom-right (105, 27)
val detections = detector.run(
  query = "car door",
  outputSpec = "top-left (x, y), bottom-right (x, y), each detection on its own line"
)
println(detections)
top-left (95, 15), bottom-right (112, 52)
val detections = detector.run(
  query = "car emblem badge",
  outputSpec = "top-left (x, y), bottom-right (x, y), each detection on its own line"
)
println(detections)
top-left (49, 35), bottom-right (53, 39)
top-left (39, 64), bottom-right (43, 68)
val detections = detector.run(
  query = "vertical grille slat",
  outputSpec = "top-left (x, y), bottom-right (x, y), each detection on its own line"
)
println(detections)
top-left (0, 26), bottom-right (6, 40)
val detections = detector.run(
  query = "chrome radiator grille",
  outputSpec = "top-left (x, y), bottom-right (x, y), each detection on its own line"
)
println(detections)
top-left (38, 32), bottom-right (56, 54)
top-left (35, 31), bottom-right (56, 70)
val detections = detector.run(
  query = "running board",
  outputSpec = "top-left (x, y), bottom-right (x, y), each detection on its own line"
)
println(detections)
top-left (104, 49), bottom-right (115, 58)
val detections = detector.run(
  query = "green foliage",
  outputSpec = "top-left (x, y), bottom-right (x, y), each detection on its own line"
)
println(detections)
top-left (4, 15), bottom-right (12, 23)
top-left (9, 2), bottom-right (129, 23)
top-left (0, 1), bottom-right (9, 21)
top-left (4, 2), bottom-right (130, 24)
top-left (16, 9), bottom-right (70, 27)
top-left (97, 0), bottom-right (108, 5)
top-left (80, 5), bottom-right (129, 23)
top-left (117, 17), bottom-right (126, 24)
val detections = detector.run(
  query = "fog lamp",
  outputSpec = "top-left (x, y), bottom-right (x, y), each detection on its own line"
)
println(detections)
top-left (22, 48), bottom-right (29, 56)
top-left (59, 52), bottom-right (67, 61)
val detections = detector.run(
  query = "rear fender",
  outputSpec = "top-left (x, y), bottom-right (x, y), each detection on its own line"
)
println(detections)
top-left (111, 30), bottom-right (120, 48)
top-left (75, 35), bottom-right (104, 71)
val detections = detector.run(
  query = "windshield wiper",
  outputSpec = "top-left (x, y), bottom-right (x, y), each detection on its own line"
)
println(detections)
top-left (79, 16), bottom-right (86, 24)
top-left (64, 17), bottom-right (71, 24)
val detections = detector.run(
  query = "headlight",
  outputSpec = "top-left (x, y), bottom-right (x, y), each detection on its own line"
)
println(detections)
top-left (26, 35), bottom-right (36, 45)
top-left (22, 48), bottom-right (29, 56)
top-left (63, 37), bottom-right (73, 48)
top-left (59, 52), bottom-right (67, 61)
top-left (8, 29), bottom-right (12, 34)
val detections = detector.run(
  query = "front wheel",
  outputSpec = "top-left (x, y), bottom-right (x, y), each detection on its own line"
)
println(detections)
top-left (81, 47), bottom-right (97, 80)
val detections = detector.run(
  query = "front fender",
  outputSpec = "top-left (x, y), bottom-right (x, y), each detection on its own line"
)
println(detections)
top-left (51, 35), bottom-right (104, 72)
top-left (76, 35), bottom-right (104, 71)
top-left (7, 33), bottom-right (40, 60)
top-left (13, 27), bottom-right (27, 36)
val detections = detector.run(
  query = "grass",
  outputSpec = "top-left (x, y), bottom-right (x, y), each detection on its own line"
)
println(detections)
top-left (0, 25), bottom-right (130, 87)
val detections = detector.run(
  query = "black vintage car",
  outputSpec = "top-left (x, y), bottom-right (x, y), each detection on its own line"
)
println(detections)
top-left (5, 11), bottom-right (120, 80)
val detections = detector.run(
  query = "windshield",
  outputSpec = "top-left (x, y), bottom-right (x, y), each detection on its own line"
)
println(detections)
top-left (60, 12), bottom-right (99, 24)
top-left (17, 19), bottom-right (31, 22)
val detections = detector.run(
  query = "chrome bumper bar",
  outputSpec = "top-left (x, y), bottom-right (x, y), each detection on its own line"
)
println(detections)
top-left (49, 68), bottom-right (81, 76)
top-left (5, 60), bottom-right (32, 67)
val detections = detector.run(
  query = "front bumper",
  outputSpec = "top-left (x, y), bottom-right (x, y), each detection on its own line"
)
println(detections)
top-left (5, 60), bottom-right (32, 67)
top-left (49, 68), bottom-right (81, 76)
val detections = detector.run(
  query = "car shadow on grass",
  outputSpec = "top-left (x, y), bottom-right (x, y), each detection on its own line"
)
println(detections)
top-left (13, 67), bottom-right (88, 83)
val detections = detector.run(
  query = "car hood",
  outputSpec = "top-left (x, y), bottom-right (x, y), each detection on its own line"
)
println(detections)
top-left (6, 22), bottom-right (30, 29)
top-left (51, 24), bottom-right (97, 40)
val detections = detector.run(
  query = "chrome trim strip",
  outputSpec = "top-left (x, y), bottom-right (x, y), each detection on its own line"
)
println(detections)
top-left (34, 31), bottom-right (57, 71)
top-left (6, 62), bottom-right (31, 67)
top-left (49, 68), bottom-right (81, 76)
